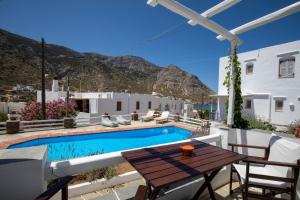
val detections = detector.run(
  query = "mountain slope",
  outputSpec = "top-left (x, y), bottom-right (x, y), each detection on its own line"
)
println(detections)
top-left (0, 28), bottom-right (214, 100)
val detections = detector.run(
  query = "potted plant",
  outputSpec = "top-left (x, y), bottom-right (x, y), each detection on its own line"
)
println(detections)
top-left (174, 113), bottom-right (180, 122)
top-left (295, 127), bottom-right (300, 138)
top-left (289, 120), bottom-right (300, 138)
top-left (131, 111), bottom-right (138, 121)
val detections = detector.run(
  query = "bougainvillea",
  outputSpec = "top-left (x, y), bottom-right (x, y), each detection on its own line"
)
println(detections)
top-left (21, 100), bottom-right (76, 121)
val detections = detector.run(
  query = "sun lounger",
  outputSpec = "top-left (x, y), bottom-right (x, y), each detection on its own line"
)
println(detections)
top-left (101, 117), bottom-right (118, 127)
top-left (141, 110), bottom-right (155, 122)
top-left (155, 111), bottom-right (169, 124)
top-left (115, 115), bottom-right (131, 125)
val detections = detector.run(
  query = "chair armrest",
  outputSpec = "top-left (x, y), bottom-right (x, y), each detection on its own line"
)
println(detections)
top-left (244, 157), bottom-right (300, 169)
top-left (35, 176), bottom-right (74, 200)
top-left (228, 143), bottom-right (269, 150)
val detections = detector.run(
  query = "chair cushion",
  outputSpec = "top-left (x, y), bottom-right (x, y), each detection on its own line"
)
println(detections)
top-left (267, 136), bottom-right (300, 178)
top-left (233, 163), bottom-right (288, 188)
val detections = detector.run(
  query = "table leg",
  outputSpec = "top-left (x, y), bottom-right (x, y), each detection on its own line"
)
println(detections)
top-left (192, 168), bottom-right (221, 200)
top-left (204, 174), bottom-right (216, 200)
top-left (146, 182), bottom-right (152, 198)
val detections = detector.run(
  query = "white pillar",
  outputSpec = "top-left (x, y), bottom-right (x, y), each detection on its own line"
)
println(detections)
top-left (227, 40), bottom-right (238, 127)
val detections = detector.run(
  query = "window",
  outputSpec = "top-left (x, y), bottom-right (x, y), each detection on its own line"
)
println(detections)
top-left (164, 104), bottom-right (169, 111)
top-left (158, 103), bottom-right (162, 111)
top-left (275, 100), bottom-right (284, 112)
top-left (246, 63), bottom-right (254, 74)
top-left (245, 99), bottom-right (252, 109)
top-left (148, 101), bottom-right (152, 109)
top-left (136, 101), bottom-right (140, 110)
top-left (279, 56), bottom-right (295, 78)
top-left (116, 101), bottom-right (122, 111)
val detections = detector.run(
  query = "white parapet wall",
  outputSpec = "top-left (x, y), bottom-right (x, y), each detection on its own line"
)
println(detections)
top-left (0, 146), bottom-right (48, 200)
top-left (46, 133), bottom-right (222, 180)
top-left (47, 133), bottom-right (225, 199)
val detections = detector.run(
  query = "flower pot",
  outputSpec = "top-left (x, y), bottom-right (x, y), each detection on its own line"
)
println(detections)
top-left (174, 114), bottom-right (180, 122)
top-left (64, 117), bottom-right (75, 128)
top-left (6, 120), bottom-right (20, 134)
top-left (295, 128), bottom-right (300, 138)
top-left (131, 113), bottom-right (138, 121)
top-left (180, 145), bottom-right (194, 156)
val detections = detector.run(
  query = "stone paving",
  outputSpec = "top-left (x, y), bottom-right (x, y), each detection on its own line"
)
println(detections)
top-left (70, 179), bottom-right (247, 200)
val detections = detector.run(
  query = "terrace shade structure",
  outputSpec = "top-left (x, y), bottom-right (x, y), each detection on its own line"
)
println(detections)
top-left (147, 0), bottom-right (300, 127)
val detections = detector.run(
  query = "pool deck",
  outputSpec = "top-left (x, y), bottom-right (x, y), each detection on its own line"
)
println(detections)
top-left (0, 121), bottom-right (197, 149)
top-left (69, 179), bottom-right (249, 200)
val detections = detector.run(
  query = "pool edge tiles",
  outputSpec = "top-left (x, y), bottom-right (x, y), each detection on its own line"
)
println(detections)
top-left (7, 126), bottom-right (193, 161)
top-left (0, 123), bottom-right (196, 149)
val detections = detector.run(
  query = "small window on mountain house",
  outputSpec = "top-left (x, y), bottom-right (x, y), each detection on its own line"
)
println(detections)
top-left (148, 101), bottom-right (152, 109)
top-left (136, 101), bottom-right (140, 110)
top-left (279, 56), bottom-right (295, 78)
top-left (246, 63), bottom-right (254, 75)
top-left (116, 101), bottom-right (122, 111)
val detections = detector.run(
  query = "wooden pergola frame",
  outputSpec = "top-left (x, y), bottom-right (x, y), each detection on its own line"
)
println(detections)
top-left (147, 0), bottom-right (300, 127)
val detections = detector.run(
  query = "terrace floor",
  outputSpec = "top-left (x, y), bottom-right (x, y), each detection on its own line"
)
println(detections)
top-left (70, 179), bottom-right (247, 200)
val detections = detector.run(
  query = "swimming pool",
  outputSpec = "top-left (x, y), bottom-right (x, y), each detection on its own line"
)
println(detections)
top-left (8, 126), bottom-right (192, 161)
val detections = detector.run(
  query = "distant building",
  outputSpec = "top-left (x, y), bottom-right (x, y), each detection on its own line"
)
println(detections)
top-left (37, 80), bottom-right (193, 117)
top-left (216, 40), bottom-right (300, 126)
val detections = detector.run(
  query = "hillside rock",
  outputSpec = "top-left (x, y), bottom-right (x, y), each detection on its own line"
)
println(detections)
top-left (0, 28), bottom-right (214, 100)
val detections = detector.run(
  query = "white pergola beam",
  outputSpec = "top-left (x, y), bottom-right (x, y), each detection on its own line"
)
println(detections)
top-left (217, 1), bottom-right (300, 40)
top-left (188, 0), bottom-right (241, 25)
top-left (147, 0), bottom-right (241, 43)
top-left (202, 0), bottom-right (241, 18)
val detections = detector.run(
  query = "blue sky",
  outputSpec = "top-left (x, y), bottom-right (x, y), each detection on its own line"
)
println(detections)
top-left (0, 0), bottom-right (300, 91)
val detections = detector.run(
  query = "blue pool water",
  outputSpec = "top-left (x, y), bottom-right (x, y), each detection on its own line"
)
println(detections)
top-left (8, 126), bottom-right (191, 161)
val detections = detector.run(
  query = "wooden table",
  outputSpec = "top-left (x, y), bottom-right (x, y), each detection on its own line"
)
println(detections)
top-left (122, 140), bottom-right (247, 200)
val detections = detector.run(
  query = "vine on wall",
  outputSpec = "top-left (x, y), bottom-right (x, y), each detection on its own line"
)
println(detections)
top-left (223, 47), bottom-right (248, 128)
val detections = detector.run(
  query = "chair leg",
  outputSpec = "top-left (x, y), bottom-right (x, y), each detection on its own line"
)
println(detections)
top-left (262, 188), bottom-right (266, 196)
top-left (244, 162), bottom-right (250, 199)
top-left (229, 164), bottom-right (234, 195)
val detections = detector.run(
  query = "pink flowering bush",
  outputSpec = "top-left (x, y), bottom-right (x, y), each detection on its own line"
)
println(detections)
top-left (20, 101), bottom-right (43, 121)
top-left (21, 100), bottom-right (76, 121)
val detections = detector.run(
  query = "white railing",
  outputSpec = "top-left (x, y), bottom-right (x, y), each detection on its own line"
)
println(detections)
top-left (45, 133), bottom-right (222, 181)
top-left (169, 114), bottom-right (209, 127)
top-left (21, 119), bottom-right (64, 130)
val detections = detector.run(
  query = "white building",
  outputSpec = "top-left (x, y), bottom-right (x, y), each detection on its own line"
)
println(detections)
top-left (37, 80), bottom-right (193, 117)
top-left (216, 40), bottom-right (300, 126)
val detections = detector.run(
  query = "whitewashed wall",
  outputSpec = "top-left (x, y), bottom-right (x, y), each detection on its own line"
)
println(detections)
top-left (37, 91), bottom-right (186, 116)
top-left (217, 40), bottom-right (300, 125)
top-left (94, 93), bottom-right (185, 115)
top-left (0, 102), bottom-right (26, 114)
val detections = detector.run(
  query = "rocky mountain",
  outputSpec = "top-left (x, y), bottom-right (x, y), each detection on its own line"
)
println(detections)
top-left (0, 28), bottom-right (214, 100)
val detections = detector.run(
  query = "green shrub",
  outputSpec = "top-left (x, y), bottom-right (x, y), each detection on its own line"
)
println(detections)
top-left (0, 112), bottom-right (8, 122)
top-left (198, 110), bottom-right (209, 119)
top-left (243, 114), bottom-right (276, 131)
top-left (287, 120), bottom-right (300, 135)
